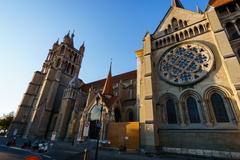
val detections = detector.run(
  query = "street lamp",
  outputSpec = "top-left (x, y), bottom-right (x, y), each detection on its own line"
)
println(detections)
top-left (94, 95), bottom-right (103, 160)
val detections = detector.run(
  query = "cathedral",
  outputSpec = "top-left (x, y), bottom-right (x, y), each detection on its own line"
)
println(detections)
top-left (9, 0), bottom-right (240, 158)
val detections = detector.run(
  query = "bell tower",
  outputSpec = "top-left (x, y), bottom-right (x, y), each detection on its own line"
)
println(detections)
top-left (9, 32), bottom-right (85, 138)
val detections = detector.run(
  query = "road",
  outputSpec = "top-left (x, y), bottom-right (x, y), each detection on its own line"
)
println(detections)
top-left (0, 145), bottom-right (52, 160)
top-left (0, 136), bottom-right (230, 160)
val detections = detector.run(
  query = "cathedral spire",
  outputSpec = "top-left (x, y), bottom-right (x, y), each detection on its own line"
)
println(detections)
top-left (102, 61), bottom-right (113, 98)
top-left (172, 0), bottom-right (184, 8)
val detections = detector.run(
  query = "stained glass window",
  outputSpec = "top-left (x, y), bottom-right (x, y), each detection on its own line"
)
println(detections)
top-left (166, 99), bottom-right (177, 124)
top-left (186, 97), bottom-right (201, 123)
top-left (211, 93), bottom-right (229, 122)
top-left (159, 43), bottom-right (214, 85)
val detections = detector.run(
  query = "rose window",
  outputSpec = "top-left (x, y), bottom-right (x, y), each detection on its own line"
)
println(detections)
top-left (158, 43), bottom-right (214, 85)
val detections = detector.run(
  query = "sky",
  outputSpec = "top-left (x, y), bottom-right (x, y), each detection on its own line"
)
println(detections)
top-left (0, 0), bottom-right (209, 116)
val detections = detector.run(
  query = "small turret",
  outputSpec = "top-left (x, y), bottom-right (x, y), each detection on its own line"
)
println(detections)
top-left (79, 42), bottom-right (85, 55)
top-left (71, 31), bottom-right (75, 48)
top-left (63, 31), bottom-right (73, 47)
top-left (52, 39), bottom-right (59, 50)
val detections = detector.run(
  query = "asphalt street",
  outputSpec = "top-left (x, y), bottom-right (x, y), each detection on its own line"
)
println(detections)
top-left (0, 145), bottom-right (51, 160)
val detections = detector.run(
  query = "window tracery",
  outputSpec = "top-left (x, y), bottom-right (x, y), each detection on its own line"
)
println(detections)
top-left (158, 43), bottom-right (214, 85)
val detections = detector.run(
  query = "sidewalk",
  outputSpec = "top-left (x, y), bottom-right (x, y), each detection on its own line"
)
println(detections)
top-left (66, 148), bottom-right (228, 160)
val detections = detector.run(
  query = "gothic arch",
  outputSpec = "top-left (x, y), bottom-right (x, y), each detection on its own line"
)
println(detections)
top-left (159, 40), bottom-right (162, 47)
top-left (167, 37), bottom-right (171, 44)
top-left (163, 38), bottom-right (166, 45)
top-left (199, 24), bottom-right (204, 33)
top-left (180, 32), bottom-right (184, 40)
top-left (184, 20), bottom-right (188, 27)
top-left (176, 34), bottom-right (180, 42)
top-left (184, 30), bottom-right (189, 38)
top-left (179, 19), bottom-right (184, 29)
top-left (158, 93), bottom-right (180, 124)
top-left (194, 26), bottom-right (199, 35)
top-left (179, 90), bottom-right (203, 124)
top-left (155, 41), bottom-right (159, 48)
top-left (172, 17), bottom-right (179, 31)
top-left (189, 28), bottom-right (194, 37)
top-left (168, 24), bottom-right (172, 33)
top-left (203, 86), bottom-right (237, 124)
top-left (171, 35), bottom-right (175, 43)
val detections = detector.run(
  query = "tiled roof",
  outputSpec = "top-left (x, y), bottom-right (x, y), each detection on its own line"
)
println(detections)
top-left (81, 70), bottom-right (137, 92)
top-left (209, 0), bottom-right (233, 7)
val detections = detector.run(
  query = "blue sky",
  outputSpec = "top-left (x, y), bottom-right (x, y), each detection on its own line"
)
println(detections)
top-left (0, 0), bottom-right (209, 116)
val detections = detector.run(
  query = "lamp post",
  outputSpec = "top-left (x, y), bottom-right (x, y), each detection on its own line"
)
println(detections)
top-left (95, 95), bottom-right (103, 160)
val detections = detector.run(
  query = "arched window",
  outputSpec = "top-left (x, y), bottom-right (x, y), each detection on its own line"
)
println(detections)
top-left (172, 18), bottom-right (179, 31)
top-left (168, 24), bottom-right (172, 33)
top-left (155, 41), bottom-right (159, 48)
top-left (171, 35), bottom-right (175, 43)
top-left (167, 37), bottom-right (171, 44)
top-left (226, 22), bottom-right (239, 40)
top-left (210, 93), bottom-right (229, 122)
top-left (114, 108), bottom-right (121, 122)
top-left (186, 97), bottom-right (201, 123)
top-left (184, 20), bottom-right (188, 27)
top-left (166, 99), bottom-right (177, 124)
top-left (189, 28), bottom-right (194, 37)
top-left (180, 32), bottom-right (184, 40)
top-left (179, 20), bottom-right (184, 28)
top-left (194, 26), bottom-right (199, 35)
top-left (184, 30), bottom-right (189, 38)
top-left (176, 34), bottom-right (180, 42)
top-left (159, 40), bottom-right (162, 47)
top-left (164, 29), bottom-right (168, 35)
top-left (205, 23), bottom-right (210, 30)
top-left (163, 38), bottom-right (166, 45)
top-left (199, 24), bottom-right (204, 33)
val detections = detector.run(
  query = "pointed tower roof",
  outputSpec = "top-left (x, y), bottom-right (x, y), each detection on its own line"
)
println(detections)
top-left (102, 61), bottom-right (113, 98)
top-left (172, 0), bottom-right (184, 8)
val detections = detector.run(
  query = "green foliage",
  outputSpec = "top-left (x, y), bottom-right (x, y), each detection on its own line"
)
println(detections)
top-left (0, 112), bottom-right (14, 130)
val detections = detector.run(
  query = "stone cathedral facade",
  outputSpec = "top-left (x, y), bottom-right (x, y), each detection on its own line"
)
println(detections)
top-left (137, 0), bottom-right (240, 157)
top-left (9, 32), bottom-right (137, 141)
top-left (9, 0), bottom-right (240, 158)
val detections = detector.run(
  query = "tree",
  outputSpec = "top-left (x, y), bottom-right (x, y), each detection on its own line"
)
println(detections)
top-left (0, 112), bottom-right (14, 132)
